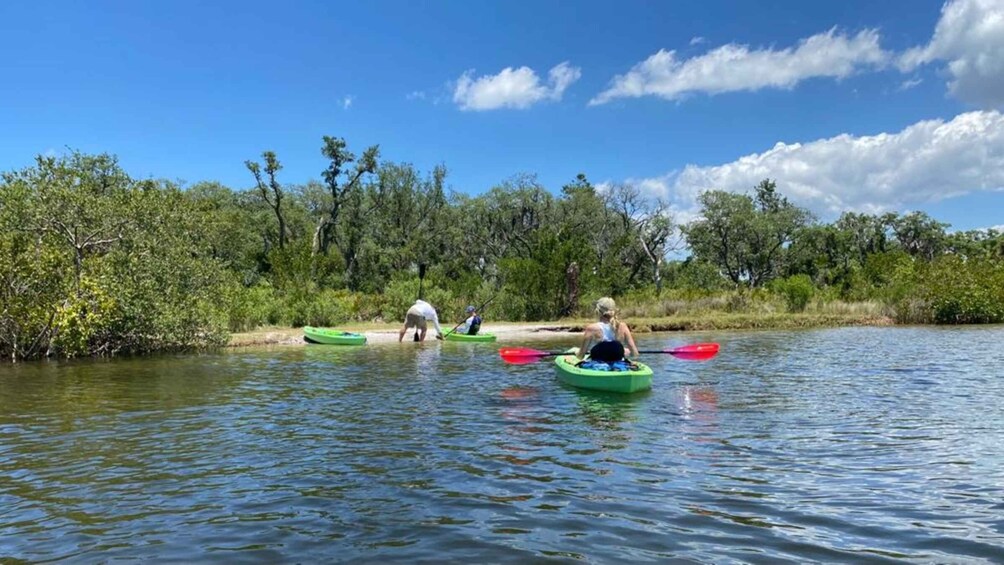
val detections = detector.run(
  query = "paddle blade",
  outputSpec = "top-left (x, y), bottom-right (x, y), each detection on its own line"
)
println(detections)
top-left (499, 347), bottom-right (550, 364)
top-left (667, 342), bottom-right (720, 361)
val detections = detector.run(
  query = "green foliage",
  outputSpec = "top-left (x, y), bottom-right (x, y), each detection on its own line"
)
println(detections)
top-left (6, 141), bottom-right (1004, 363)
top-left (771, 274), bottom-right (815, 313)
top-left (915, 256), bottom-right (1004, 324)
top-left (0, 152), bottom-right (232, 359)
top-left (662, 259), bottom-right (731, 293)
top-left (686, 179), bottom-right (812, 287)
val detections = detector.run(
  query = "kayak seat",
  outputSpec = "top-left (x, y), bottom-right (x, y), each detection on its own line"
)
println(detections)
top-left (576, 359), bottom-right (640, 372)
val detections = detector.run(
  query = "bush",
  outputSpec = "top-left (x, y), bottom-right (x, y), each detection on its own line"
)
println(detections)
top-left (772, 274), bottom-right (814, 312)
top-left (918, 256), bottom-right (1004, 324)
top-left (224, 281), bottom-right (278, 332)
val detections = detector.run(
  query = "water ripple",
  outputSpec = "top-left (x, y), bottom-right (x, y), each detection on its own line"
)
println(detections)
top-left (1, 327), bottom-right (1003, 562)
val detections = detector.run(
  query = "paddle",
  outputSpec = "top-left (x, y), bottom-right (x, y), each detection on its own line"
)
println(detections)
top-left (499, 342), bottom-right (720, 364)
top-left (445, 293), bottom-right (499, 337)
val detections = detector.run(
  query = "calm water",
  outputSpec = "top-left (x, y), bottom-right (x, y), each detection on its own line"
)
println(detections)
top-left (1, 327), bottom-right (1003, 563)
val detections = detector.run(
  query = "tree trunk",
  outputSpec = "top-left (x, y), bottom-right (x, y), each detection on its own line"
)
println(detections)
top-left (562, 262), bottom-right (580, 317)
top-left (653, 256), bottom-right (662, 295)
top-left (311, 218), bottom-right (330, 255)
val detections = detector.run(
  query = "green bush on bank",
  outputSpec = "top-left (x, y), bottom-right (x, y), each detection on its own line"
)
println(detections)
top-left (771, 274), bottom-right (814, 312)
top-left (917, 256), bottom-right (1004, 324)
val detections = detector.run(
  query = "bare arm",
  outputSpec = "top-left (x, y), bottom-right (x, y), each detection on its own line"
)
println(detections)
top-left (619, 322), bottom-right (639, 359)
top-left (577, 325), bottom-right (595, 360)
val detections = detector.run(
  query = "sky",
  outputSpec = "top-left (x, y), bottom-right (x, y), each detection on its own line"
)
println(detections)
top-left (1, 0), bottom-right (1003, 230)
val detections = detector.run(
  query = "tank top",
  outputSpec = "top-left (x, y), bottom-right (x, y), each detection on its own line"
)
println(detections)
top-left (598, 322), bottom-right (617, 342)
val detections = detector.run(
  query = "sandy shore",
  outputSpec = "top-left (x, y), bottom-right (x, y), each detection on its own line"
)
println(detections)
top-left (228, 322), bottom-right (581, 348)
top-left (228, 312), bottom-right (893, 348)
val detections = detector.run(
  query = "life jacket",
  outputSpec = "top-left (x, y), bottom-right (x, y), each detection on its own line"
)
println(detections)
top-left (467, 315), bottom-right (482, 335)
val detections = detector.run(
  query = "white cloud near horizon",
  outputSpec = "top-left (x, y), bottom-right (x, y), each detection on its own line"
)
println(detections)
top-left (621, 111), bottom-right (1004, 218)
top-left (590, 28), bottom-right (888, 105)
top-left (899, 0), bottom-right (1004, 108)
top-left (453, 62), bottom-right (581, 111)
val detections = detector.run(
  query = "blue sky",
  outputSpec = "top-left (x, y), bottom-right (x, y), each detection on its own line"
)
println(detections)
top-left (1, 0), bottom-right (1003, 230)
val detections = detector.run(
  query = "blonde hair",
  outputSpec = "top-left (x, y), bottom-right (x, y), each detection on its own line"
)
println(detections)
top-left (595, 297), bottom-right (618, 329)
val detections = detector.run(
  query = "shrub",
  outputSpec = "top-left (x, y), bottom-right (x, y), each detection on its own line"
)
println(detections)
top-left (772, 274), bottom-right (814, 312)
top-left (918, 256), bottom-right (1004, 324)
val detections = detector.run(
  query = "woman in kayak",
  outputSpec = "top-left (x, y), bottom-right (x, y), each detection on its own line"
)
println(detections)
top-left (455, 305), bottom-right (482, 336)
top-left (576, 297), bottom-right (639, 364)
top-left (399, 299), bottom-right (445, 342)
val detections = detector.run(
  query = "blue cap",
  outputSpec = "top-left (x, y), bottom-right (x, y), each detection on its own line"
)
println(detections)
top-left (466, 305), bottom-right (476, 313)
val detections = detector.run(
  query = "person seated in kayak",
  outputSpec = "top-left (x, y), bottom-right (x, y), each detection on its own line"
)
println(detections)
top-left (576, 297), bottom-right (639, 365)
top-left (399, 299), bottom-right (445, 342)
top-left (455, 305), bottom-right (482, 336)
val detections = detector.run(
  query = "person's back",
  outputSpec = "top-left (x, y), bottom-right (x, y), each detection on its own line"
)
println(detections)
top-left (399, 299), bottom-right (444, 342)
top-left (577, 297), bottom-right (638, 363)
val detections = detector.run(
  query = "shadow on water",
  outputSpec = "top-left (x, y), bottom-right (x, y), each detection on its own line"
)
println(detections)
top-left (571, 388), bottom-right (648, 428)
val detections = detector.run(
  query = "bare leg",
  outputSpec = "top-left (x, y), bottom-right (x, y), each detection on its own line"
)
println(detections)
top-left (399, 324), bottom-right (409, 342)
top-left (419, 327), bottom-right (428, 342)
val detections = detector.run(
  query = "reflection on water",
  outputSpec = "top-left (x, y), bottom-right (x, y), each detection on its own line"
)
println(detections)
top-left (1, 326), bottom-right (1004, 562)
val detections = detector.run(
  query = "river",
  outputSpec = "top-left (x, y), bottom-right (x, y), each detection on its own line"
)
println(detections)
top-left (1, 326), bottom-right (1002, 563)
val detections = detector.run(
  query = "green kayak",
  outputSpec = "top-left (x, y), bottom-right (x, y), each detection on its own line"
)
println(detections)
top-left (303, 326), bottom-right (367, 345)
top-left (443, 330), bottom-right (497, 342)
top-left (554, 355), bottom-right (653, 393)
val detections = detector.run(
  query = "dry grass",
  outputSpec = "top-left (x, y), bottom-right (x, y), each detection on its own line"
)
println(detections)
top-left (806, 299), bottom-right (891, 317)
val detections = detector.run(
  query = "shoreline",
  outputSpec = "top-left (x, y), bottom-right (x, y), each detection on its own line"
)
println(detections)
top-left (227, 312), bottom-right (895, 348)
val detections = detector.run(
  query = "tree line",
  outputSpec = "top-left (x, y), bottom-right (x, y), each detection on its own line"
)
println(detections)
top-left (1, 138), bottom-right (1002, 360)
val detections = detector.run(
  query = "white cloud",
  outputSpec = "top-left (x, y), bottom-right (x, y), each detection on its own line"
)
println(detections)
top-left (899, 77), bottom-right (924, 91)
top-left (899, 0), bottom-right (1004, 108)
top-left (625, 111), bottom-right (1004, 218)
top-left (590, 28), bottom-right (888, 105)
top-left (342, 95), bottom-right (354, 109)
top-left (406, 90), bottom-right (426, 100)
top-left (689, 36), bottom-right (705, 46)
top-left (452, 61), bottom-right (582, 111)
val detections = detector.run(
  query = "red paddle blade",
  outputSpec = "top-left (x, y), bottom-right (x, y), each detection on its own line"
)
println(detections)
top-left (499, 347), bottom-right (550, 364)
top-left (667, 342), bottom-right (720, 361)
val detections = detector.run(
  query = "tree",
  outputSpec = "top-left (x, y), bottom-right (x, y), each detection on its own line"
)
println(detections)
top-left (891, 211), bottom-right (948, 261)
top-left (466, 173), bottom-right (555, 263)
top-left (312, 136), bottom-right (379, 256)
top-left (6, 152), bottom-right (138, 289)
top-left (602, 182), bottom-right (678, 293)
top-left (245, 151), bottom-right (289, 250)
top-left (686, 179), bottom-right (811, 287)
top-left (0, 152), bottom-right (231, 360)
top-left (835, 212), bottom-right (892, 264)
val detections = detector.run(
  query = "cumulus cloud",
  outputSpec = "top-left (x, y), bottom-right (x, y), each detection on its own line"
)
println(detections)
top-left (899, 77), bottom-right (924, 91)
top-left (899, 0), bottom-right (1004, 108)
top-left (590, 28), bottom-right (888, 105)
top-left (453, 61), bottom-right (582, 111)
top-left (342, 95), bottom-right (354, 109)
top-left (625, 111), bottom-right (1004, 218)
top-left (689, 36), bottom-right (705, 46)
